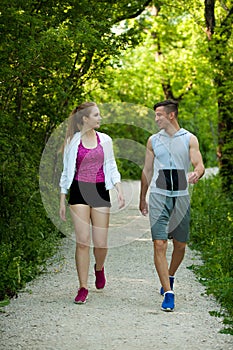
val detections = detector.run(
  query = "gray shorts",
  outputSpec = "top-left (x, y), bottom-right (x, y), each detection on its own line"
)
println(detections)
top-left (149, 193), bottom-right (190, 242)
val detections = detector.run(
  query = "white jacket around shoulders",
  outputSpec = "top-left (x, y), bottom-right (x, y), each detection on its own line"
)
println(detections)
top-left (59, 131), bottom-right (121, 194)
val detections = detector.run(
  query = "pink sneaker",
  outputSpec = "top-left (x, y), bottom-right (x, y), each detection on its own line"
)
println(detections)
top-left (74, 287), bottom-right (88, 304)
top-left (94, 264), bottom-right (106, 289)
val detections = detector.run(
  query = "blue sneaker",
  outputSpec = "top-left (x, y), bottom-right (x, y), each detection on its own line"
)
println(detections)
top-left (161, 291), bottom-right (175, 312)
top-left (160, 276), bottom-right (174, 296)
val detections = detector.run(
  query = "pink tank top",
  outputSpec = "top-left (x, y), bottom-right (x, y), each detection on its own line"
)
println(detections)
top-left (74, 133), bottom-right (105, 183)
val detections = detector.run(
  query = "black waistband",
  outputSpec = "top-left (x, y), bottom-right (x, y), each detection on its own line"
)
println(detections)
top-left (156, 169), bottom-right (187, 191)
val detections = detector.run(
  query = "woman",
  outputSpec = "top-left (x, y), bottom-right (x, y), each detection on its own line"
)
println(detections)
top-left (59, 102), bottom-right (125, 304)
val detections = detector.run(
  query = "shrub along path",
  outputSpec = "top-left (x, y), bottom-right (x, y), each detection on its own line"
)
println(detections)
top-left (1, 179), bottom-right (232, 350)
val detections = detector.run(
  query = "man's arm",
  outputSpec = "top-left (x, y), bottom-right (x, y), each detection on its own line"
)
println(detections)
top-left (188, 135), bottom-right (205, 184)
top-left (139, 137), bottom-right (154, 215)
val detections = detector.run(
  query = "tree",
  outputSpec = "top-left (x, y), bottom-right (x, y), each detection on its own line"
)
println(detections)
top-left (0, 0), bottom-right (152, 138)
top-left (0, 0), bottom-right (153, 299)
top-left (88, 1), bottom-right (219, 167)
top-left (204, 0), bottom-right (233, 192)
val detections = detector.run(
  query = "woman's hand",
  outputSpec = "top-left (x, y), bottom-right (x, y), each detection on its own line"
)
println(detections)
top-left (115, 182), bottom-right (125, 209)
top-left (117, 191), bottom-right (125, 209)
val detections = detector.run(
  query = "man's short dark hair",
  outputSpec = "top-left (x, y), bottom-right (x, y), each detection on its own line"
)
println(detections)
top-left (153, 100), bottom-right (178, 117)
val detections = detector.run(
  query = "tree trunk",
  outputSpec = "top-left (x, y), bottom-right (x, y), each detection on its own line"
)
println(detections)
top-left (204, 2), bottom-right (233, 193)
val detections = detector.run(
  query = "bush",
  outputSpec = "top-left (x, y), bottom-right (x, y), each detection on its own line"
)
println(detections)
top-left (0, 117), bottom-right (61, 300)
top-left (0, 192), bottom-right (60, 300)
top-left (190, 175), bottom-right (233, 334)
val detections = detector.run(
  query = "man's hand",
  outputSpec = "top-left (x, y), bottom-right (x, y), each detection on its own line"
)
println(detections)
top-left (188, 171), bottom-right (200, 184)
top-left (139, 198), bottom-right (148, 216)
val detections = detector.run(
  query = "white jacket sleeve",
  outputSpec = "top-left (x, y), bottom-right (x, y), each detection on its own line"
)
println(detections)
top-left (59, 145), bottom-right (69, 194)
top-left (102, 137), bottom-right (121, 188)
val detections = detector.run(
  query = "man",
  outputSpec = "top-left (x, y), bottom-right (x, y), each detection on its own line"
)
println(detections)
top-left (139, 100), bottom-right (205, 311)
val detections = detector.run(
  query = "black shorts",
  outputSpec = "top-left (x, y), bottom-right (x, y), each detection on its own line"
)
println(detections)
top-left (68, 180), bottom-right (111, 208)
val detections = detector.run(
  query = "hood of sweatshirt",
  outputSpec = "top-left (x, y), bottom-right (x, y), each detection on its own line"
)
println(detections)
top-left (158, 128), bottom-right (189, 138)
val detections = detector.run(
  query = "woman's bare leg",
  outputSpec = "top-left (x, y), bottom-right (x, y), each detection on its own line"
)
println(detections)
top-left (91, 207), bottom-right (110, 270)
top-left (70, 204), bottom-right (91, 289)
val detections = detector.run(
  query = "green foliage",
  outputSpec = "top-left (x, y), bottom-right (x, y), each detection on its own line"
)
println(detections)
top-left (87, 2), bottom-right (219, 168)
top-left (0, 0), bottom-right (148, 126)
top-left (99, 102), bottom-right (155, 179)
top-left (0, 0), bottom-right (232, 315)
top-left (202, 0), bottom-right (233, 192)
top-left (0, 227), bottom-right (59, 300)
top-left (0, 112), bottom-right (60, 300)
top-left (190, 175), bottom-right (233, 334)
top-left (0, 0), bottom-right (151, 300)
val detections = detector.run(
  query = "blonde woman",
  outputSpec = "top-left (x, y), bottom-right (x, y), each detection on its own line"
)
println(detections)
top-left (59, 102), bottom-right (125, 304)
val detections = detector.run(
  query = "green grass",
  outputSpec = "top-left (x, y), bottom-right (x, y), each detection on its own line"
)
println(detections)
top-left (189, 175), bottom-right (233, 335)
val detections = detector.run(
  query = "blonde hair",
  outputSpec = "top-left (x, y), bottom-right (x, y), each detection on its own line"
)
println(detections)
top-left (60, 102), bottom-right (97, 154)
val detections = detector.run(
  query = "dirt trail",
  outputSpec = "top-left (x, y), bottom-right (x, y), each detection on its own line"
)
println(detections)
top-left (1, 180), bottom-right (232, 350)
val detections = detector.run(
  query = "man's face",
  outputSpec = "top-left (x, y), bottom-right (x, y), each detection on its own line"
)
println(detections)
top-left (155, 106), bottom-right (171, 130)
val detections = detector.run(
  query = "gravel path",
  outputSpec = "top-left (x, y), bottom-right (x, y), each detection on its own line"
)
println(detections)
top-left (1, 179), bottom-right (232, 350)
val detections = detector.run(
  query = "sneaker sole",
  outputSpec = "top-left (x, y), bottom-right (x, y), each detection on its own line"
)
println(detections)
top-left (96, 284), bottom-right (106, 290)
top-left (74, 300), bottom-right (87, 304)
top-left (74, 296), bottom-right (88, 304)
top-left (161, 307), bottom-right (174, 312)
top-left (74, 301), bottom-right (87, 304)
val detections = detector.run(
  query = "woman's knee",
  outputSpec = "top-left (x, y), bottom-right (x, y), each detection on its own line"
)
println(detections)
top-left (92, 228), bottom-right (108, 249)
top-left (93, 240), bottom-right (108, 249)
top-left (75, 229), bottom-right (91, 247)
top-left (76, 240), bottom-right (90, 249)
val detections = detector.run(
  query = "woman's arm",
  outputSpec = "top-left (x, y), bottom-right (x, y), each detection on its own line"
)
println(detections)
top-left (59, 193), bottom-right (67, 221)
